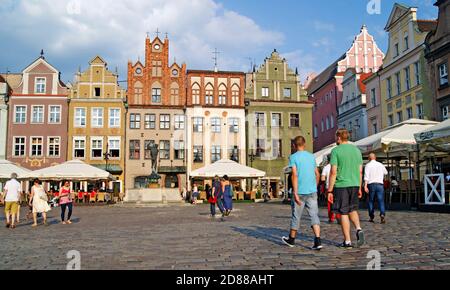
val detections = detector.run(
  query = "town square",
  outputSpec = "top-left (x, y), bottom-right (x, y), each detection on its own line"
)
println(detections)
top-left (0, 0), bottom-right (449, 273)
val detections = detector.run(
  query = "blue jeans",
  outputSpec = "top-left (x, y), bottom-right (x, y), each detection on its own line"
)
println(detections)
top-left (210, 203), bottom-right (216, 216)
top-left (368, 183), bottom-right (386, 218)
top-left (290, 193), bottom-right (320, 231)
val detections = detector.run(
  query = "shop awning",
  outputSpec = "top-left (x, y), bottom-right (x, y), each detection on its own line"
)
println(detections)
top-left (190, 159), bottom-right (266, 179)
top-left (91, 164), bottom-right (123, 175)
top-left (0, 159), bottom-right (31, 180)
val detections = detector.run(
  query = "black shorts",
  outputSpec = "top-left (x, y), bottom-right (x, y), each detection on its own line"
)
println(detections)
top-left (332, 187), bottom-right (360, 215)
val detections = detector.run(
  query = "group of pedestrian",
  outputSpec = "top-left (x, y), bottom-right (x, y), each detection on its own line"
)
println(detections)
top-left (1, 174), bottom-right (74, 229)
top-left (282, 128), bottom-right (388, 250)
top-left (207, 175), bottom-right (234, 218)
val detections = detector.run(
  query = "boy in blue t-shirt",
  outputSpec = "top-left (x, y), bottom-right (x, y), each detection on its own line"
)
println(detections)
top-left (281, 136), bottom-right (322, 250)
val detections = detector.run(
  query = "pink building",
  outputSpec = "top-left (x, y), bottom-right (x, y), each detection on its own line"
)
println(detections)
top-left (5, 52), bottom-right (69, 170)
top-left (308, 25), bottom-right (384, 152)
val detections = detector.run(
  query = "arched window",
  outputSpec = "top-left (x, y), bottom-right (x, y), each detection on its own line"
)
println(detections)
top-left (170, 82), bottom-right (179, 106)
top-left (231, 84), bottom-right (240, 106)
top-left (134, 81), bottom-right (143, 105)
top-left (192, 83), bottom-right (200, 105)
top-left (218, 84), bottom-right (227, 105)
top-left (205, 83), bottom-right (214, 105)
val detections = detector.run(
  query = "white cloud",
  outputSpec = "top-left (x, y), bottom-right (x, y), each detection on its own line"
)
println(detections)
top-left (313, 20), bottom-right (335, 32)
top-left (0, 0), bottom-right (283, 82)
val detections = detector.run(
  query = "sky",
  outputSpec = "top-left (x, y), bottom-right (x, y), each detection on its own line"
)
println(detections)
top-left (0, 0), bottom-right (438, 85)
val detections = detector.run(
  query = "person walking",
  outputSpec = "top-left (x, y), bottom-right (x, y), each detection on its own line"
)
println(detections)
top-left (3, 173), bottom-right (22, 229)
top-left (364, 153), bottom-right (388, 224)
top-left (206, 184), bottom-right (216, 218)
top-left (282, 136), bottom-right (323, 251)
top-left (59, 180), bottom-right (73, 225)
top-left (321, 155), bottom-right (336, 223)
top-left (212, 176), bottom-right (225, 216)
top-left (327, 129), bottom-right (365, 249)
top-left (29, 179), bottom-right (51, 227)
top-left (192, 183), bottom-right (199, 204)
top-left (222, 176), bottom-right (233, 216)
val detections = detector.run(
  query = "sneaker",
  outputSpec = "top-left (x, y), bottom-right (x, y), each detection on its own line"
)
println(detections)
top-left (338, 242), bottom-right (353, 249)
top-left (6, 223), bottom-right (10, 228)
top-left (356, 229), bottom-right (365, 247)
top-left (281, 236), bottom-right (295, 248)
top-left (369, 218), bottom-right (375, 223)
top-left (380, 216), bottom-right (386, 224)
top-left (312, 237), bottom-right (323, 250)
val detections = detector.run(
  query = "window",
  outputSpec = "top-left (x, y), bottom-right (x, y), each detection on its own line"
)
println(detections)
top-left (47, 137), bottom-right (61, 158)
top-left (330, 115), bottom-right (334, 129)
top-left (30, 137), bottom-right (43, 157)
top-left (48, 106), bottom-right (61, 124)
top-left (211, 146), bottom-right (221, 163)
top-left (130, 113), bottom-right (141, 129)
top-left (397, 111), bottom-right (403, 123)
top-left (129, 140), bottom-right (140, 160)
top-left (152, 60), bottom-right (162, 77)
top-left (387, 77), bottom-right (392, 99)
top-left (174, 115), bottom-right (185, 130)
top-left (35, 78), bottom-right (46, 94)
top-left (229, 146), bottom-right (239, 162)
top-left (32, 106), bottom-right (44, 123)
top-left (205, 93), bottom-right (213, 105)
top-left (144, 114), bottom-right (156, 129)
top-left (256, 139), bottom-right (265, 157)
top-left (416, 104), bottom-right (424, 119)
top-left (134, 82), bottom-right (143, 105)
top-left (290, 113), bottom-right (300, 128)
top-left (321, 119), bottom-right (324, 132)
top-left (395, 72), bottom-right (401, 95)
top-left (152, 88), bottom-right (161, 103)
top-left (262, 87), bottom-right (269, 98)
top-left (439, 63), bottom-right (448, 86)
top-left (388, 115), bottom-right (394, 126)
top-left (193, 146), bottom-right (203, 163)
top-left (404, 35), bottom-right (409, 51)
top-left (273, 139), bottom-right (282, 158)
top-left (211, 117), bottom-right (221, 133)
top-left (229, 118), bottom-right (239, 133)
top-left (14, 106), bottom-right (26, 124)
top-left (192, 84), bottom-right (200, 105)
top-left (370, 88), bottom-right (376, 107)
top-left (232, 87), bottom-right (239, 106)
top-left (219, 85), bottom-right (227, 105)
top-left (74, 108), bottom-right (86, 127)
top-left (271, 113), bottom-right (282, 127)
top-left (193, 117), bottom-right (204, 133)
top-left (255, 113), bottom-right (265, 127)
top-left (284, 88), bottom-right (291, 98)
top-left (414, 62), bottom-right (421, 86)
top-left (108, 138), bottom-right (120, 158)
top-left (407, 107), bottom-right (413, 119)
top-left (174, 141), bottom-right (185, 160)
top-left (91, 108), bottom-right (104, 127)
top-left (160, 114), bottom-right (170, 129)
top-left (94, 87), bottom-right (101, 97)
top-left (159, 140), bottom-right (170, 159)
top-left (314, 125), bottom-right (318, 139)
top-left (144, 140), bottom-right (155, 160)
top-left (372, 122), bottom-right (378, 134)
top-left (326, 116), bottom-right (331, 130)
top-left (442, 106), bottom-right (449, 120)
top-left (13, 137), bottom-right (25, 157)
top-left (394, 43), bottom-right (399, 57)
top-left (109, 108), bottom-right (120, 128)
top-left (74, 138), bottom-right (86, 158)
top-left (405, 67), bottom-right (411, 90)
top-left (91, 138), bottom-right (103, 159)
top-left (170, 84), bottom-right (179, 106)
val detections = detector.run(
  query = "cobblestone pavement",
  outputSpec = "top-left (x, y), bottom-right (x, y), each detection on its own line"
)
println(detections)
top-left (0, 202), bottom-right (449, 270)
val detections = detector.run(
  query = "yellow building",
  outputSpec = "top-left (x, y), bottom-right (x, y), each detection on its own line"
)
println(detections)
top-left (68, 56), bottom-right (127, 194)
top-left (379, 4), bottom-right (436, 129)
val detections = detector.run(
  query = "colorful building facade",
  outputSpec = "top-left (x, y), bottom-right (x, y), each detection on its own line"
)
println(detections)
top-left (126, 35), bottom-right (187, 190)
top-left (0, 75), bottom-right (8, 160)
top-left (5, 53), bottom-right (69, 170)
top-left (379, 4), bottom-right (436, 129)
top-left (186, 70), bottom-right (246, 190)
top-left (364, 72), bottom-right (383, 136)
top-left (425, 0), bottom-right (450, 121)
top-left (245, 50), bottom-right (312, 195)
top-left (68, 56), bottom-right (126, 194)
top-left (308, 25), bottom-right (384, 152)
top-left (338, 69), bottom-right (371, 141)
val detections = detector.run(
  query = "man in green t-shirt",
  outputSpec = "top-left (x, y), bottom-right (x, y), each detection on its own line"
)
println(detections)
top-left (327, 129), bottom-right (365, 249)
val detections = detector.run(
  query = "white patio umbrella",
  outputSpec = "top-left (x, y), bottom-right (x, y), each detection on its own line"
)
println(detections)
top-left (190, 159), bottom-right (266, 178)
top-left (0, 159), bottom-right (31, 180)
top-left (23, 159), bottom-right (114, 181)
top-left (414, 119), bottom-right (450, 145)
top-left (314, 142), bottom-right (354, 166)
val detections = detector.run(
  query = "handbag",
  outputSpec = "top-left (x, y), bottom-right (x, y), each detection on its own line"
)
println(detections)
top-left (37, 186), bottom-right (48, 202)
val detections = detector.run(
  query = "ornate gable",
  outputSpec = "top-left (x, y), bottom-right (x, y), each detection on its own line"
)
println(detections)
top-left (385, 3), bottom-right (412, 31)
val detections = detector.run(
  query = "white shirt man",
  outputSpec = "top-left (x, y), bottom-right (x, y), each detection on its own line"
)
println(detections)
top-left (4, 178), bottom-right (21, 202)
top-left (321, 164), bottom-right (331, 190)
top-left (364, 159), bottom-right (388, 185)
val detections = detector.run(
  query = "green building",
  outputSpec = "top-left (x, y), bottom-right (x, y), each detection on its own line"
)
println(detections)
top-left (245, 50), bottom-right (313, 196)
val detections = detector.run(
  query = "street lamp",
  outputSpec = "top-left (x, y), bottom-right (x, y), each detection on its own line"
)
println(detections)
top-left (248, 148), bottom-right (256, 167)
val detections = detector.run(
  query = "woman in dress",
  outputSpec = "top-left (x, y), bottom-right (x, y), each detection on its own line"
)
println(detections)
top-left (29, 179), bottom-right (51, 227)
top-left (59, 180), bottom-right (73, 225)
top-left (222, 175), bottom-right (233, 216)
